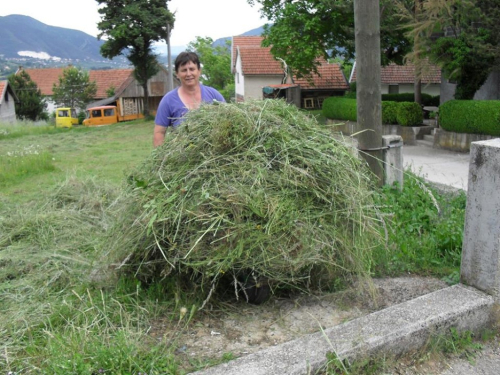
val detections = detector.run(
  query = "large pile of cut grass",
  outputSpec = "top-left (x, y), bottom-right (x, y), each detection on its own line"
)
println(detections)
top-left (107, 99), bottom-right (382, 301)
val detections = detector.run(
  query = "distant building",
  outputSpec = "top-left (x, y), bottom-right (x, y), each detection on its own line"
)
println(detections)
top-left (16, 66), bottom-right (176, 114)
top-left (0, 80), bottom-right (19, 123)
top-left (232, 36), bottom-right (349, 108)
top-left (350, 61), bottom-right (441, 96)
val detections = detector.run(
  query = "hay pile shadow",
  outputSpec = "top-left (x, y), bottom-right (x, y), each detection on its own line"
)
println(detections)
top-left (107, 100), bottom-right (382, 303)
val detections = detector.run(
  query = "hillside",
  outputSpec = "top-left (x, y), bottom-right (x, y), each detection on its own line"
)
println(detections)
top-left (0, 15), bottom-right (266, 78)
top-left (0, 15), bottom-right (106, 61)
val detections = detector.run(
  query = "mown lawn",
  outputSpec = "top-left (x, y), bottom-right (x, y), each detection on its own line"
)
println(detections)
top-left (0, 117), bottom-right (466, 374)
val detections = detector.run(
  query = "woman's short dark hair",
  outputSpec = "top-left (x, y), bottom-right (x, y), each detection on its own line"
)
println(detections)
top-left (175, 52), bottom-right (201, 72)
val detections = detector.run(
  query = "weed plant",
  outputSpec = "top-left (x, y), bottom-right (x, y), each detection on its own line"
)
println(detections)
top-left (373, 174), bottom-right (466, 280)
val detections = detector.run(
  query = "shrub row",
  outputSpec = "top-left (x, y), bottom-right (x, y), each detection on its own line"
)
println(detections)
top-left (439, 100), bottom-right (500, 136)
top-left (322, 97), bottom-right (423, 126)
top-left (382, 93), bottom-right (440, 107)
top-left (343, 91), bottom-right (440, 107)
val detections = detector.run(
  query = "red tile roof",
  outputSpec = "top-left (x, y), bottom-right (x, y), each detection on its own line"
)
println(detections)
top-left (0, 81), bottom-right (6, 100)
top-left (293, 60), bottom-right (349, 90)
top-left (232, 36), bottom-right (264, 68)
top-left (351, 62), bottom-right (441, 84)
top-left (19, 67), bottom-right (134, 98)
top-left (89, 69), bottom-right (134, 99)
top-left (232, 36), bottom-right (348, 90)
top-left (239, 46), bottom-right (285, 75)
top-left (21, 68), bottom-right (65, 96)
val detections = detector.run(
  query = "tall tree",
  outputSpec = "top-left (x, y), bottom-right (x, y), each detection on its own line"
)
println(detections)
top-left (247, 0), bottom-right (412, 77)
top-left (96, 0), bottom-right (175, 116)
top-left (187, 37), bottom-right (234, 101)
top-left (8, 70), bottom-right (48, 121)
top-left (52, 66), bottom-right (98, 109)
top-left (408, 0), bottom-right (500, 99)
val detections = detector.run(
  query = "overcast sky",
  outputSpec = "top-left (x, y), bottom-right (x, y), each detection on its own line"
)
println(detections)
top-left (0, 0), bottom-right (266, 46)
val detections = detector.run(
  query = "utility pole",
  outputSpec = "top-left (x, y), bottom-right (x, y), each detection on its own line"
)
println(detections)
top-left (167, 22), bottom-right (173, 92)
top-left (354, 0), bottom-right (384, 184)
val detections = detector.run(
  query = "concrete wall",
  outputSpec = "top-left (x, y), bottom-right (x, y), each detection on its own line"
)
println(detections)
top-left (461, 138), bottom-right (500, 303)
top-left (434, 128), bottom-right (496, 152)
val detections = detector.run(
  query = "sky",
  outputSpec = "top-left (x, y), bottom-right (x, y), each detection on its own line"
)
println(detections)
top-left (0, 0), bottom-right (267, 47)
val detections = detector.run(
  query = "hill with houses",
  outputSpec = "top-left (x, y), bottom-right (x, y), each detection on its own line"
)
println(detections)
top-left (0, 14), bottom-right (265, 79)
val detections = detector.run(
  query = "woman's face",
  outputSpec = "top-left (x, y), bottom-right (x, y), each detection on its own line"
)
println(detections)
top-left (176, 61), bottom-right (201, 89)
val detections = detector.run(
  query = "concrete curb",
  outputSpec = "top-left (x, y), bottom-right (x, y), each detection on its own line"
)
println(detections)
top-left (190, 284), bottom-right (494, 375)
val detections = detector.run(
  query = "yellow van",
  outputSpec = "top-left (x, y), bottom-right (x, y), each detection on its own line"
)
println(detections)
top-left (55, 108), bottom-right (79, 128)
top-left (83, 106), bottom-right (119, 126)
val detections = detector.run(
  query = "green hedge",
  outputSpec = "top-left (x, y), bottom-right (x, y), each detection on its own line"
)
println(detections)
top-left (396, 102), bottom-right (424, 127)
top-left (381, 101), bottom-right (399, 125)
top-left (382, 93), bottom-right (440, 107)
top-left (322, 97), bottom-right (357, 121)
top-left (341, 92), bottom-right (440, 106)
top-left (439, 100), bottom-right (500, 136)
top-left (322, 97), bottom-right (423, 126)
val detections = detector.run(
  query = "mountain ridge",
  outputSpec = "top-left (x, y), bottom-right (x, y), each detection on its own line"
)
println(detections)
top-left (0, 14), bottom-right (265, 61)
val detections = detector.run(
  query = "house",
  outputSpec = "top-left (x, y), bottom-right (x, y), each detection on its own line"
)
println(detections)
top-left (16, 66), bottom-right (174, 116)
top-left (0, 80), bottom-right (18, 123)
top-left (232, 36), bottom-right (349, 108)
top-left (350, 61), bottom-right (441, 96)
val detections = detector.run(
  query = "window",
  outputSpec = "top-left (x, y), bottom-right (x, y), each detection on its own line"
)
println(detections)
top-left (59, 110), bottom-right (69, 117)
top-left (388, 85), bottom-right (399, 94)
top-left (104, 108), bottom-right (115, 116)
top-left (92, 110), bottom-right (102, 117)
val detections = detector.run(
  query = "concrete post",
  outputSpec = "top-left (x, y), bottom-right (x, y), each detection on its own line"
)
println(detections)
top-left (382, 135), bottom-right (404, 189)
top-left (461, 138), bottom-right (500, 302)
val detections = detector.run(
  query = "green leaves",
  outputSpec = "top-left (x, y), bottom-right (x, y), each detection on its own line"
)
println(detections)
top-left (51, 67), bottom-right (97, 109)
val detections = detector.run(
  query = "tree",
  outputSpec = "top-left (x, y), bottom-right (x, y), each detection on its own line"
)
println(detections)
top-left (408, 0), bottom-right (500, 99)
top-left (8, 70), bottom-right (48, 121)
top-left (52, 66), bottom-right (98, 109)
top-left (247, 0), bottom-right (412, 77)
top-left (187, 37), bottom-right (234, 101)
top-left (97, 0), bottom-right (175, 116)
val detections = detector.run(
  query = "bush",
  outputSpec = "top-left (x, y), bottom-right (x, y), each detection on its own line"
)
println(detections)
top-left (439, 100), bottom-right (500, 136)
top-left (322, 97), bottom-right (357, 121)
top-left (396, 102), bottom-right (424, 126)
top-left (381, 93), bottom-right (440, 107)
top-left (382, 101), bottom-right (399, 125)
top-left (382, 93), bottom-right (415, 103)
top-left (78, 111), bottom-right (86, 125)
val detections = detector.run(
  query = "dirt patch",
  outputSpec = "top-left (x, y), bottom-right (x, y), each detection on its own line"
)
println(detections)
top-left (150, 276), bottom-right (449, 368)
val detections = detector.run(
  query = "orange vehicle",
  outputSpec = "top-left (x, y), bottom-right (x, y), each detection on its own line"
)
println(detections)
top-left (83, 104), bottom-right (146, 126)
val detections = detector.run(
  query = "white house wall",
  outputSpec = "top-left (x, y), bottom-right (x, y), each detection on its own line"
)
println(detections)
top-left (0, 90), bottom-right (16, 123)
top-left (381, 83), bottom-right (440, 96)
top-left (244, 76), bottom-right (283, 100)
top-left (235, 55), bottom-right (245, 100)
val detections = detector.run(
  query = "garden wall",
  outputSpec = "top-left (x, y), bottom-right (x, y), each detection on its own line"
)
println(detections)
top-left (327, 119), bottom-right (434, 145)
top-left (434, 128), bottom-right (496, 152)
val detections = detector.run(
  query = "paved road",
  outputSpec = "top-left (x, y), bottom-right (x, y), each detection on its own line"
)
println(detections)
top-left (402, 144), bottom-right (470, 191)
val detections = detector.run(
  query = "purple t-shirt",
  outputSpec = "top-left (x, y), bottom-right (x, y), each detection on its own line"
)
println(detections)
top-left (155, 84), bottom-right (225, 127)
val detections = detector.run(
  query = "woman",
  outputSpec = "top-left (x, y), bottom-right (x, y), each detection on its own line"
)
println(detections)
top-left (153, 51), bottom-right (225, 147)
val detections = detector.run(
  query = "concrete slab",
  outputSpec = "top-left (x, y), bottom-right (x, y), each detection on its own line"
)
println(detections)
top-left (190, 285), bottom-right (494, 375)
top-left (402, 144), bottom-right (470, 191)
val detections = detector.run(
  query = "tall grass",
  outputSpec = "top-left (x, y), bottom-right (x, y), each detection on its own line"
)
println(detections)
top-left (373, 173), bottom-right (466, 280)
top-left (0, 145), bottom-right (56, 186)
top-left (0, 114), bottom-right (468, 373)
